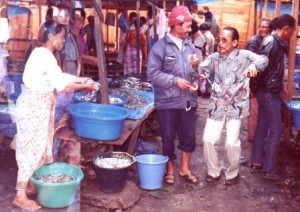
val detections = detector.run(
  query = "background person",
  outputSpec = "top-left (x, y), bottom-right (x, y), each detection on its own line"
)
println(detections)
top-left (83, 15), bottom-right (96, 55)
top-left (123, 16), bottom-right (147, 75)
top-left (245, 17), bottom-right (271, 143)
top-left (199, 22), bottom-right (215, 56)
top-left (250, 14), bottom-right (296, 180)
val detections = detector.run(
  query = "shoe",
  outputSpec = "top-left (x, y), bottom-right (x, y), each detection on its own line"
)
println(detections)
top-left (205, 174), bottom-right (221, 184)
top-left (225, 174), bottom-right (239, 186)
top-left (263, 172), bottom-right (283, 181)
top-left (179, 173), bottom-right (199, 184)
top-left (164, 174), bottom-right (175, 185)
top-left (250, 163), bottom-right (263, 173)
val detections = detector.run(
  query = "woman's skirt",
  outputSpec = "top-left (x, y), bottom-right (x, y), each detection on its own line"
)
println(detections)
top-left (15, 89), bottom-right (56, 184)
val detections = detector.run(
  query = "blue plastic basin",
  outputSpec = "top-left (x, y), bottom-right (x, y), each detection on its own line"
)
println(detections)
top-left (5, 73), bottom-right (23, 100)
top-left (68, 103), bottom-right (129, 141)
top-left (0, 104), bottom-right (13, 124)
top-left (287, 101), bottom-right (300, 130)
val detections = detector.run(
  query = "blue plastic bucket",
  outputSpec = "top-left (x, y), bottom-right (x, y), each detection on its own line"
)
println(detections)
top-left (0, 104), bottom-right (13, 124)
top-left (5, 73), bottom-right (23, 100)
top-left (68, 103), bottom-right (129, 140)
top-left (287, 101), bottom-right (300, 130)
top-left (295, 54), bottom-right (300, 67)
top-left (135, 154), bottom-right (168, 190)
top-left (30, 162), bottom-right (84, 208)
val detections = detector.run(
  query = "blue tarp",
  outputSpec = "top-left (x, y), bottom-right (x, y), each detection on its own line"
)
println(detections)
top-left (194, 0), bottom-right (222, 5)
top-left (256, 2), bottom-right (292, 14)
top-left (127, 91), bottom-right (154, 120)
top-left (193, 0), bottom-right (292, 14)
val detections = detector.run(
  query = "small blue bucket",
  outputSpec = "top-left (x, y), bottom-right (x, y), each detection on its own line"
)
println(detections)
top-left (287, 101), bottom-right (300, 130)
top-left (5, 73), bottom-right (23, 100)
top-left (135, 154), bottom-right (168, 190)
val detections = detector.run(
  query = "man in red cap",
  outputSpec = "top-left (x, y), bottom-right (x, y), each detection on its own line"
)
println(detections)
top-left (147, 5), bottom-right (200, 185)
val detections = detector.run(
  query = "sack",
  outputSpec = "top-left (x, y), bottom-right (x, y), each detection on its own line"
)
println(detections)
top-left (117, 14), bottom-right (130, 33)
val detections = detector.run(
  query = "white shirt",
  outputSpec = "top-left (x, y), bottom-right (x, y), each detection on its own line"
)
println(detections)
top-left (167, 32), bottom-right (183, 51)
top-left (23, 47), bottom-right (77, 93)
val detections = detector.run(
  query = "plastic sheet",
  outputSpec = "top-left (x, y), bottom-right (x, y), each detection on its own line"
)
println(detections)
top-left (127, 91), bottom-right (154, 120)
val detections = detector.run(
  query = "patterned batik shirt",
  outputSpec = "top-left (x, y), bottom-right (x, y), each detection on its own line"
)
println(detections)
top-left (200, 48), bottom-right (268, 121)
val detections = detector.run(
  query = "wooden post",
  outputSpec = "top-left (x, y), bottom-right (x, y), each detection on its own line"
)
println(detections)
top-left (275, 0), bottom-right (281, 17)
top-left (92, 0), bottom-right (109, 104)
top-left (106, 0), bottom-right (109, 53)
top-left (259, 0), bottom-right (263, 20)
top-left (263, 0), bottom-right (268, 17)
top-left (136, 0), bottom-right (141, 75)
top-left (284, 0), bottom-right (300, 142)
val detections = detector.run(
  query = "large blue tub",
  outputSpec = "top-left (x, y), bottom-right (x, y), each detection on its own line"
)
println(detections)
top-left (287, 101), bottom-right (300, 130)
top-left (5, 73), bottom-right (23, 101)
top-left (68, 103), bottom-right (129, 141)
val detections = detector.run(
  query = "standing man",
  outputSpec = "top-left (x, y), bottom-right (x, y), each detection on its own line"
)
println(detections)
top-left (117, 11), bottom-right (137, 65)
top-left (246, 17), bottom-right (271, 143)
top-left (200, 26), bottom-right (268, 185)
top-left (250, 14), bottom-right (296, 180)
top-left (199, 22), bottom-right (215, 56)
top-left (83, 15), bottom-right (96, 55)
top-left (147, 5), bottom-right (200, 185)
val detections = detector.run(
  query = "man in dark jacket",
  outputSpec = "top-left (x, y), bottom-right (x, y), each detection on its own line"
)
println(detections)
top-left (250, 14), bottom-right (296, 180)
top-left (246, 17), bottom-right (271, 142)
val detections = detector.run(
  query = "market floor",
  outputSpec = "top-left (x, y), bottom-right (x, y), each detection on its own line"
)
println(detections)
top-left (0, 97), bottom-right (300, 212)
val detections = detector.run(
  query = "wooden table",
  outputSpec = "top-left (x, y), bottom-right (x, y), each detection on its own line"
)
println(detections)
top-left (55, 106), bottom-right (155, 155)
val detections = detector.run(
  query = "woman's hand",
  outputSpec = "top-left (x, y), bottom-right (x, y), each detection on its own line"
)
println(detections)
top-left (81, 84), bottom-right (95, 93)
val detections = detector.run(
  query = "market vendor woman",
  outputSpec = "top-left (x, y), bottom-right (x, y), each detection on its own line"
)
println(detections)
top-left (12, 21), bottom-right (95, 211)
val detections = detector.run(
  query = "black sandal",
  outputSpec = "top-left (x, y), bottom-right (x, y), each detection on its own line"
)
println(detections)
top-left (179, 173), bottom-right (199, 184)
top-left (164, 174), bottom-right (175, 185)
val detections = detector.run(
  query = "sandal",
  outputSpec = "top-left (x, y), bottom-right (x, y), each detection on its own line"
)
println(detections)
top-left (164, 174), bottom-right (175, 185)
top-left (250, 163), bottom-right (263, 173)
top-left (12, 199), bottom-right (41, 211)
top-left (179, 173), bottom-right (199, 184)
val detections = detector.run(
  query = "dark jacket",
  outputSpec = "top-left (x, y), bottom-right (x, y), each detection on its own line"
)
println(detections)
top-left (147, 34), bottom-right (199, 110)
top-left (250, 34), bottom-right (286, 95)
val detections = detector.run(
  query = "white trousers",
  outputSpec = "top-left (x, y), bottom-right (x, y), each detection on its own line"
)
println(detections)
top-left (203, 118), bottom-right (241, 180)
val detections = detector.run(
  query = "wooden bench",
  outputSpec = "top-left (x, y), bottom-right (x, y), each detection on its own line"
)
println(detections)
top-left (55, 106), bottom-right (155, 155)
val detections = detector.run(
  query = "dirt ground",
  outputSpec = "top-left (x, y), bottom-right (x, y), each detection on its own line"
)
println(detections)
top-left (0, 96), bottom-right (300, 212)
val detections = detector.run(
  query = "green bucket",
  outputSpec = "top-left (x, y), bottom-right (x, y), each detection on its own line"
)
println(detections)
top-left (30, 162), bottom-right (84, 208)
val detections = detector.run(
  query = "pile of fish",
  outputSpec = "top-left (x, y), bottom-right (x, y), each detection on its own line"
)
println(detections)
top-left (121, 77), bottom-right (152, 91)
top-left (35, 173), bottom-right (75, 183)
top-left (73, 81), bottom-right (101, 103)
top-left (111, 88), bottom-right (148, 109)
top-left (94, 157), bottom-right (132, 169)
top-left (109, 96), bottom-right (124, 104)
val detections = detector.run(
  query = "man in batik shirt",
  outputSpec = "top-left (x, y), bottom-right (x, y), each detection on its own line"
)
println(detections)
top-left (199, 26), bottom-right (268, 186)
